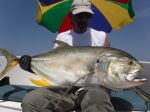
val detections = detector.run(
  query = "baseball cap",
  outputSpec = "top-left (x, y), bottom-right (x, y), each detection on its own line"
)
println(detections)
top-left (71, 0), bottom-right (94, 15)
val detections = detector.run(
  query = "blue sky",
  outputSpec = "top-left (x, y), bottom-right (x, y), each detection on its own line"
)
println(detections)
top-left (0, 0), bottom-right (150, 61)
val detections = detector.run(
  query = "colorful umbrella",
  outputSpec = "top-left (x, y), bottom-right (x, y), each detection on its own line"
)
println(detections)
top-left (36, 0), bottom-right (135, 33)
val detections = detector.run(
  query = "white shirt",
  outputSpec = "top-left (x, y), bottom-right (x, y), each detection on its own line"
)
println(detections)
top-left (54, 28), bottom-right (107, 48)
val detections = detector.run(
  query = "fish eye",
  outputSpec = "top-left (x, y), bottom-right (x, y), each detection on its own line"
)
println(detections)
top-left (97, 59), bottom-right (100, 63)
top-left (128, 60), bottom-right (133, 65)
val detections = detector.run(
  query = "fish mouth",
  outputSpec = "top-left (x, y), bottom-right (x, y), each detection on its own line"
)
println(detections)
top-left (126, 71), bottom-right (147, 83)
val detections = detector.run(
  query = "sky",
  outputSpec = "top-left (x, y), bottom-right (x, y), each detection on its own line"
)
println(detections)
top-left (0, 0), bottom-right (150, 61)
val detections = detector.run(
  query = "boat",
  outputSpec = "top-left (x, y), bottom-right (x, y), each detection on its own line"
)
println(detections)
top-left (0, 56), bottom-right (150, 112)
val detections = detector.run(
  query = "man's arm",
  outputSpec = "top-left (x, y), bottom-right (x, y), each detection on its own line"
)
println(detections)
top-left (104, 34), bottom-right (110, 47)
top-left (53, 34), bottom-right (62, 49)
top-left (19, 55), bottom-right (35, 73)
top-left (53, 33), bottom-right (69, 49)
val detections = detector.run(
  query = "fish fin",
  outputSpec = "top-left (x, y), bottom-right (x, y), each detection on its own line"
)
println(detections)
top-left (0, 48), bottom-right (19, 80)
top-left (53, 40), bottom-right (71, 47)
top-left (30, 77), bottom-right (51, 87)
top-left (29, 67), bottom-right (53, 87)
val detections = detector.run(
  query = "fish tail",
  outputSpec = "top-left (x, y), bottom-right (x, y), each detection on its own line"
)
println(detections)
top-left (0, 48), bottom-right (19, 80)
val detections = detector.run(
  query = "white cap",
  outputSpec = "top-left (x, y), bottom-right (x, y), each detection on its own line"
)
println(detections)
top-left (71, 0), bottom-right (94, 15)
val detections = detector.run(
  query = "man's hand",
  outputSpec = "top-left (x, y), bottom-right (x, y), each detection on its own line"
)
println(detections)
top-left (19, 55), bottom-right (34, 73)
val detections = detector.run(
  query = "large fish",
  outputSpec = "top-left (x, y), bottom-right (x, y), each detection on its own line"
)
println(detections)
top-left (0, 41), bottom-right (147, 90)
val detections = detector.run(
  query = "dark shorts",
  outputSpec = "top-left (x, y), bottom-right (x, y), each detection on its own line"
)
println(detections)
top-left (22, 86), bottom-right (114, 112)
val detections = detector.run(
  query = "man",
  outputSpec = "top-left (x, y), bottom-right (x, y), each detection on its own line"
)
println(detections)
top-left (20, 0), bottom-right (114, 112)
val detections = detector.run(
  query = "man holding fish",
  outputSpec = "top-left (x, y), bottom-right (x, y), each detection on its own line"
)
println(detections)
top-left (20, 0), bottom-right (114, 111)
top-left (18, 0), bottom-right (138, 112)
top-left (0, 0), bottom-right (146, 111)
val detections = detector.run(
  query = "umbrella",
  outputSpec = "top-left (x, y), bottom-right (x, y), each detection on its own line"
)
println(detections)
top-left (36, 0), bottom-right (135, 33)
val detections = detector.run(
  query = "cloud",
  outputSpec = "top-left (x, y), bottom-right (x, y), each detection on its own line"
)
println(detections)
top-left (136, 7), bottom-right (150, 18)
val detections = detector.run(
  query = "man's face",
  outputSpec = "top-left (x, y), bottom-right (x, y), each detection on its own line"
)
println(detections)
top-left (71, 12), bottom-right (92, 33)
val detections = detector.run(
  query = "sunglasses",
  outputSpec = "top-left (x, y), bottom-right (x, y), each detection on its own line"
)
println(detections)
top-left (74, 13), bottom-right (92, 19)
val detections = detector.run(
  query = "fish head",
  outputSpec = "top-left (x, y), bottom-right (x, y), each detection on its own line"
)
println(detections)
top-left (96, 49), bottom-right (147, 90)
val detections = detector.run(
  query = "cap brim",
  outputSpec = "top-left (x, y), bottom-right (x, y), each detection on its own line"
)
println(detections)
top-left (72, 8), bottom-right (94, 15)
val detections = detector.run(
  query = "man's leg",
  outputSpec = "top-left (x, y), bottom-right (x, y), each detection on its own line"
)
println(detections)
top-left (21, 87), bottom-right (75, 112)
top-left (78, 86), bottom-right (114, 112)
